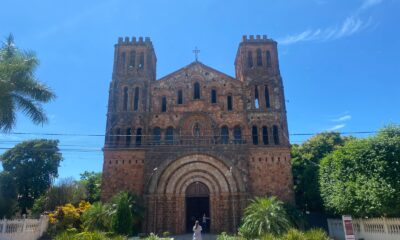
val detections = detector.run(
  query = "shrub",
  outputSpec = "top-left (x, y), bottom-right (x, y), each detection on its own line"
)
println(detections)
top-left (111, 192), bottom-right (133, 236)
top-left (162, 231), bottom-right (171, 237)
top-left (81, 202), bottom-right (112, 231)
top-left (217, 232), bottom-right (241, 240)
top-left (239, 197), bottom-right (291, 238)
top-left (281, 229), bottom-right (305, 240)
top-left (145, 233), bottom-right (160, 240)
top-left (303, 228), bottom-right (329, 240)
top-left (55, 231), bottom-right (126, 240)
top-left (48, 201), bottom-right (91, 231)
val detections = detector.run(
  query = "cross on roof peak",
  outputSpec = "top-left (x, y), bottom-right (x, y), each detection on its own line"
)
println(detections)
top-left (192, 47), bottom-right (200, 62)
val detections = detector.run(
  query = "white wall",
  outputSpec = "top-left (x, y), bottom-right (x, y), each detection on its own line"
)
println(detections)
top-left (0, 216), bottom-right (48, 240)
top-left (328, 217), bottom-right (400, 240)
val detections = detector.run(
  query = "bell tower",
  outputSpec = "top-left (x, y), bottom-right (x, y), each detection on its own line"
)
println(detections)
top-left (105, 36), bottom-right (156, 147)
top-left (235, 35), bottom-right (289, 146)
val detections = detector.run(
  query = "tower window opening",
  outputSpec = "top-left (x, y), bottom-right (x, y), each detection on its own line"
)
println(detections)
top-left (133, 87), bottom-right (139, 111)
top-left (266, 50), bottom-right (272, 67)
top-left (116, 128), bottom-right (121, 145)
top-left (211, 89), bottom-right (217, 103)
top-left (126, 128), bottom-right (132, 146)
top-left (177, 90), bottom-right (183, 104)
top-left (262, 126), bottom-right (269, 145)
top-left (153, 127), bottom-right (161, 145)
top-left (256, 48), bottom-right (262, 66)
top-left (165, 127), bottom-right (174, 145)
top-left (264, 85), bottom-right (271, 108)
top-left (161, 96), bottom-right (167, 112)
top-left (221, 126), bottom-right (229, 144)
top-left (248, 51), bottom-right (253, 68)
top-left (273, 125), bottom-right (280, 145)
top-left (194, 82), bottom-right (200, 99)
top-left (120, 52), bottom-right (126, 69)
top-left (233, 126), bottom-right (242, 144)
top-left (254, 85), bottom-right (259, 109)
top-left (139, 52), bottom-right (144, 69)
top-left (135, 128), bottom-right (142, 146)
top-left (123, 87), bottom-right (128, 111)
top-left (227, 95), bottom-right (233, 111)
top-left (252, 126), bottom-right (258, 145)
top-left (129, 50), bottom-right (136, 68)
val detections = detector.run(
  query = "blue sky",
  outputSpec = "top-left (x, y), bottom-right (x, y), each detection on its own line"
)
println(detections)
top-left (0, 0), bottom-right (399, 180)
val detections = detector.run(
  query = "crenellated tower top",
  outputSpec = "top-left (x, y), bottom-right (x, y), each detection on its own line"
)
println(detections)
top-left (113, 36), bottom-right (157, 81)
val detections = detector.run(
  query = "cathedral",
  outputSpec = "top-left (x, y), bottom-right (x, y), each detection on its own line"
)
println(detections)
top-left (101, 35), bottom-right (294, 234)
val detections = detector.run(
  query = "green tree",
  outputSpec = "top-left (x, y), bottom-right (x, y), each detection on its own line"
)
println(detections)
top-left (111, 192), bottom-right (133, 236)
top-left (79, 171), bottom-right (102, 203)
top-left (291, 132), bottom-right (347, 212)
top-left (239, 197), bottom-right (291, 238)
top-left (1, 139), bottom-right (62, 214)
top-left (0, 34), bottom-right (56, 132)
top-left (0, 171), bottom-right (18, 218)
top-left (319, 125), bottom-right (400, 217)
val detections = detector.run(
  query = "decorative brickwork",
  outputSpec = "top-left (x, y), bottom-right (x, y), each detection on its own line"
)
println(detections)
top-left (102, 35), bottom-right (294, 234)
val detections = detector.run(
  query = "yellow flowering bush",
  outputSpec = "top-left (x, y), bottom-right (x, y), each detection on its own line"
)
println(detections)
top-left (48, 201), bottom-right (91, 230)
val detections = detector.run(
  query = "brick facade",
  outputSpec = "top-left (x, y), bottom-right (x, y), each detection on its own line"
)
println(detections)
top-left (102, 35), bottom-right (294, 234)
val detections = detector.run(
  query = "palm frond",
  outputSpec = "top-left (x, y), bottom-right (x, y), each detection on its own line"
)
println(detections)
top-left (11, 93), bottom-right (48, 125)
top-left (0, 96), bottom-right (16, 132)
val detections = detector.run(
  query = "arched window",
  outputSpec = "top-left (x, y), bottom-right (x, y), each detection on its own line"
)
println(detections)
top-left (109, 129), bottom-right (114, 145)
top-left (126, 128), bottom-right (132, 146)
top-left (221, 126), bottom-right (229, 144)
top-left (123, 87), bottom-right (128, 111)
top-left (120, 52), bottom-right (126, 69)
top-left (129, 50), bottom-right (136, 68)
top-left (153, 127), bottom-right (161, 145)
top-left (193, 123), bottom-right (201, 137)
top-left (194, 82), bottom-right (200, 99)
top-left (139, 52), bottom-right (144, 69)
top-left (135, 128), bottom-right (142, 146)
top-left (165, 127), bottom-right (174, 145)
top-left (211, 89), bottom-right (217, 103)
top-left (248, 51), bottom-right (253, 68)
top-left (227, 95), bottom-right (233, 111)
top-left (177, 90), bottom-right (183, 104)
top-left (254, 85), bottom-right (259, 109)
top-left (266, 50), bottom-right (272, 67)
top-left (273, 125), bottom-right (280, 145)
top-left (233, 126), bottom-right (242, 144)
top-left (133, 87), bottom-right (139, 111)
top-left (264, 85), bottom-right (271, 108)
top-left (256, 48), bottom-right (262, 66)
top-left (116, 128), bottom-right (121, 145)
top-left (252, 126), bottom-right (258, 145)
top-left (161, 96), bottom-right (167, 112)
top-left (262, 126), bottom-right (269, 145)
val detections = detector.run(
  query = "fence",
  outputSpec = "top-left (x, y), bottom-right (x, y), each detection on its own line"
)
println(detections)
top-left (0, 216), bottom-right (48, 240)
top-left (327, 217), bottom-right (400, 240)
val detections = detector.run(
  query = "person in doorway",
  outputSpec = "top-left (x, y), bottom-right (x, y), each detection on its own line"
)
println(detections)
top-left (202, 213), bottom-right (209, 233)
top-left (193, 220), bottom-right (202, 240)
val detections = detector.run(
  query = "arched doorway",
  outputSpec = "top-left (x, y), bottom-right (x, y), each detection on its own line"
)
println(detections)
top-left (185, 182), bottom-right (210, 233)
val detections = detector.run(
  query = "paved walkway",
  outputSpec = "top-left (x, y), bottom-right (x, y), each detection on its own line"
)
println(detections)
top-left (172, 234), bottom-right (218, 240)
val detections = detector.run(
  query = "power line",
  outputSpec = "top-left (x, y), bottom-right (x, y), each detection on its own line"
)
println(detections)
top-left (1, 130), bottom-right (377, 137)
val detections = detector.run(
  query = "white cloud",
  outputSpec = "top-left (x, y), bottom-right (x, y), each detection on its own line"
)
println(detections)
top-left (360, 0), bottom-right (384, 11)
top-left (279, 17), bottom-right (366, 45)
top-left (329, 124), bottom-right (346, 131)
top-left (279, 0), bottom-right (382, 45)
top-left (332, 114), bottom-right (352, 122)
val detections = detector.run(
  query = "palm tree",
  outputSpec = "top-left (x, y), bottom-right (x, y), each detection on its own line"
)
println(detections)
top-left (0, 34), bottom-right (55, 132)
top-left (240, 196), bottom-right (291, 238)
